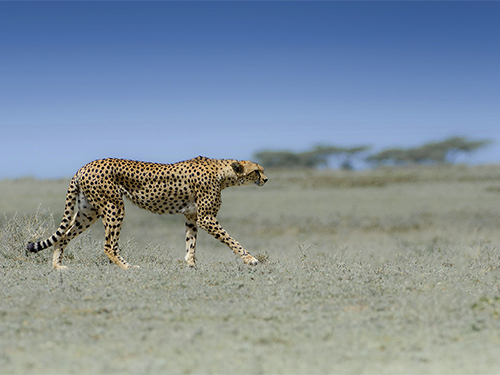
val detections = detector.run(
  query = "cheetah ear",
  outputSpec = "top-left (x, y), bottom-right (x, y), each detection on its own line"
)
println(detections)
top-left (231, 162), bottom-right (244, 174)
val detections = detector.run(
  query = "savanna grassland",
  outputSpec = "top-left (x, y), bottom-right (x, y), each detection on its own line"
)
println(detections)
top-left (1, 165), bottom-right (500, 374)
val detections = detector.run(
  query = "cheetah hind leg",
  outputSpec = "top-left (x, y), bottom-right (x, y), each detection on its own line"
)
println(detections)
top-left (52, 243), bottom-right (68, 270)
top-left (52, 200), bottom-right (99, 270)
top-left (102, 202), bottom-right (138, 269)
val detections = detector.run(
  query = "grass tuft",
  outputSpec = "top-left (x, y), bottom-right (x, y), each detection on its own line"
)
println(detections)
top-left (0, 206), bottom-right (54, 262)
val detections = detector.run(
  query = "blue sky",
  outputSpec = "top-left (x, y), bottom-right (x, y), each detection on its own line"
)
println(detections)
top-left (1, 2), bottom-right (499, 178)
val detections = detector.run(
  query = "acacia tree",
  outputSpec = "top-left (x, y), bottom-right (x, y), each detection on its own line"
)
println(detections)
top-left (338, 146), bottom-right (372, 170)
top-left (253, 144), bottom-right (371, 169)
top-left (253, 148), bottom-right (334, 169)
top-left (366, 137), bottom-right (492, 166)
top-left (438, 137), bottom-right (492, 163)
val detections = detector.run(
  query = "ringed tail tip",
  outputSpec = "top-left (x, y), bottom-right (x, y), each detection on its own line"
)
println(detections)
top-left (26, 242), bottom-right (37, 254)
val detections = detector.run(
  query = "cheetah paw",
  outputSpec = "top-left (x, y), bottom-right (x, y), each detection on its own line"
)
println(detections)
top-left (185, 257), bottom-right (197, 268)
top-left (243, 255), bottom-right (259, 266)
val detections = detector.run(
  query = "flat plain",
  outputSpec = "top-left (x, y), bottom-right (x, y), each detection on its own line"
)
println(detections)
top-left (1, 165), bottom-right (500, 374)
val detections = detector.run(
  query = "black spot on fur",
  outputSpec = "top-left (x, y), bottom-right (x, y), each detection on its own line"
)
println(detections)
top-left (231, 162), bottom-right (244, 174)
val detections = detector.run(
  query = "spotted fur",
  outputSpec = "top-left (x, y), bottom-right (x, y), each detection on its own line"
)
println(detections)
top-left (26, 156), bottom-right (268, 270)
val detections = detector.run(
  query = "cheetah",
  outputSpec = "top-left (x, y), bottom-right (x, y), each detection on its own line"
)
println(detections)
top-left (26, 156), bottom-right (268, 270)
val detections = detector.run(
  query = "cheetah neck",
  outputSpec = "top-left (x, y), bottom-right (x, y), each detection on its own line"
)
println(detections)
top-left (219, 161), bottom-right (239, 189)
top-left (221, 177), bottom-right (239, 189)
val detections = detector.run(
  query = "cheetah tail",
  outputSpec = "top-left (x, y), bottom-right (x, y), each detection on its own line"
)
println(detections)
top-left (26, 174), bottom-right (80, 255)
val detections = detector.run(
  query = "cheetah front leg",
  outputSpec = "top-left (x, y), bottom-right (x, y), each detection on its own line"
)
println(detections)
top-left (198, 215), bottom-right (258, 266)
top-left (184, 214), bottom-right (198, 268)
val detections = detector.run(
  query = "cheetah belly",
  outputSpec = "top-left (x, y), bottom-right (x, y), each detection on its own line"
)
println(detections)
top-left (179, 201), bottom-right (197, 215)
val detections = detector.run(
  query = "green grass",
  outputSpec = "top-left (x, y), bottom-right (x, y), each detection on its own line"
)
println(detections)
top-left (1, 165), bottom-right (500, 374)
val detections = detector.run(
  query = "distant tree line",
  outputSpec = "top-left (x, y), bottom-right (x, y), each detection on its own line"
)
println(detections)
top-left (253, 137), bottom-right (491, 169)
top-left (254, 145), bottom-right (370, 170)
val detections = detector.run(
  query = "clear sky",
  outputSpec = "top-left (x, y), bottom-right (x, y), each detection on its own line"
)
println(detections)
top-left (1, 1), bottom-right (499, 178)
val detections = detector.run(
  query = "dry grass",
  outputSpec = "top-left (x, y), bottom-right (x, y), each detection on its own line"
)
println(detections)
top-left (1, 164), bottom-right (500, 374)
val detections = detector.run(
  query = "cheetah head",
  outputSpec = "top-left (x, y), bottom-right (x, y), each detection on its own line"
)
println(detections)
top-left (231, 161), bottom-right (268, 187)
